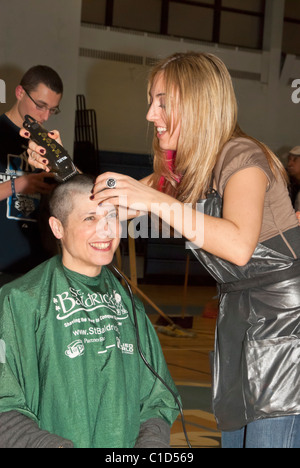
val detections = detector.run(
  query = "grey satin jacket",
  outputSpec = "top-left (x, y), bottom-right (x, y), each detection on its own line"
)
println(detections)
top-left (191, 190), bottom-right (300, 431)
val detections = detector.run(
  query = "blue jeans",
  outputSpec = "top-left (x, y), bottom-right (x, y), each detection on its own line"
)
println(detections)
top-left (222, 416), bottom-right (300, 448)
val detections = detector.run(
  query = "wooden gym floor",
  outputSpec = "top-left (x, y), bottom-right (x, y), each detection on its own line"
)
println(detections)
top-left (139, 283), bottom-right (221, 449)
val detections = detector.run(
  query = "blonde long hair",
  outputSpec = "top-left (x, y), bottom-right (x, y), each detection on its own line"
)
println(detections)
top-left (148, 52), bottom-right (287, 205)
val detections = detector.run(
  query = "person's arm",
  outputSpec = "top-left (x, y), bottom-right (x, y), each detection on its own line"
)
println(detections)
top-left (0, 411), bottom-right (73, 448)
top-left (0, 173), bottom-right (55, 202)
top-left (134, 418), bottom-right (170, 448)
top-left (0, 291), bottom-right (73, 448)
top-left (153, 166), bottom-right (268, 266)
top-left (92, 166), bottom-right (268, 266)
top-left (139, 173), bottom-right (154, 187)
top-left (0, 179), bottom-right (14, 201)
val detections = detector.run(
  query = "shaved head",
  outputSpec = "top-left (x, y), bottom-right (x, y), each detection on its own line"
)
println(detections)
top-left (49, 174), bottom-right (95, 226)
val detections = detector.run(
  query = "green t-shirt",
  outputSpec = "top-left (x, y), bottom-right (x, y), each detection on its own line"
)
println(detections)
top-left (0, 256), bottom-right (179, 448)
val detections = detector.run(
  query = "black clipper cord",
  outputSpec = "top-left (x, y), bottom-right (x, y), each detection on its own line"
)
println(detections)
top-left (111, 264), bottom-right (192, 449)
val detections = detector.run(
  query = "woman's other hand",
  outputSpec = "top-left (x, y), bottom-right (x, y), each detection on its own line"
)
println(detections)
top-left (20, 128), bottom-right (62, 172)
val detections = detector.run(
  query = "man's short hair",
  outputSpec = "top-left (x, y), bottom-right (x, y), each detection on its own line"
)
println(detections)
top-left (20, 65), bottom-right (63, 95)
top-left (49, 174), bottom-right (95, 225)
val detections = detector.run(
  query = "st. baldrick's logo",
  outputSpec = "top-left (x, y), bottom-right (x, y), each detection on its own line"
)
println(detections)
top-left (53, 287), bottom-right (128, 320)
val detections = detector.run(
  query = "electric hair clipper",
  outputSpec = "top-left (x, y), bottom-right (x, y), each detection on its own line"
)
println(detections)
top-left (23, 115), bottom-right (78, 183)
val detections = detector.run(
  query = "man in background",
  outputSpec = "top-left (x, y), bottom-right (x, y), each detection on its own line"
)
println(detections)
top-left (0, 65), bottom-right (63, 284)
top-left (287, 146), bottom-right (300, 212)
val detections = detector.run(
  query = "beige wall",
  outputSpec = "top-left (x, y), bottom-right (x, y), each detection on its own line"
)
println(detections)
top-left (1, 0), bottom-right (299, 161)
top-left (0, 0), bottom-right (82, 153)
top-left (77, 22), bottom-right (300, 158)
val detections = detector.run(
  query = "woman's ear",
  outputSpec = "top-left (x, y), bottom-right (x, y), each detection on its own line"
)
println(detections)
top-left (49, 216), bottom-right (64, 240)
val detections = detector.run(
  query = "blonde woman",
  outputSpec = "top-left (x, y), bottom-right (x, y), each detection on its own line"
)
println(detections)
top-left (23, 52), bottom-right (300, 448)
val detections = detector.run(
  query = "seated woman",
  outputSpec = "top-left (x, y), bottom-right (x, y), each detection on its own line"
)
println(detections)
top-left (0, 174), bottom-right (179, 448)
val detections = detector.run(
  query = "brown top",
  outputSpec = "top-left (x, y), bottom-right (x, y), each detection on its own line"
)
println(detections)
top-left (214, 137), bottom-right (298, 243)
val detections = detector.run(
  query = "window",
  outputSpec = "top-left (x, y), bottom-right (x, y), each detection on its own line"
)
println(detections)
top-left (113, 0), bottom-right (161, 33)
top-left (220, 11), bottom-right (263, 49)
top-left (81, 0), bottom-right (106, 24)
top-left (81, 0), bottom-right (266, 50)
top-left (283, 0), bottom-right (300, 56)
top-left (222, 0), bottom-right (264, 13)
top-left (168, 3), bottom-right (214, 42)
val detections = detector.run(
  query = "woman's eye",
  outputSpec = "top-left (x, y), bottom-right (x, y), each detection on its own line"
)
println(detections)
top-left (84, 216), bottom-right (95, 222)
top-left (106, 211), bottom-right (118, 220)
top-left (159, 98), bottom-right (166, 109)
